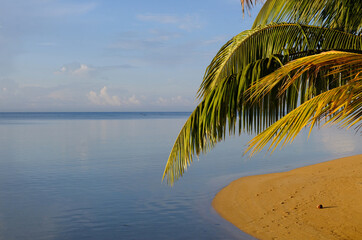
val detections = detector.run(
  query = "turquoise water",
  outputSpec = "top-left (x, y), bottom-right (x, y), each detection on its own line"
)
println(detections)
top-left (0, 112), bottom-right (360, 240)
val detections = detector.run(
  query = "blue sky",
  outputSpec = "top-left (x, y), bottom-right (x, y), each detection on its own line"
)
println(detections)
top-left (0, 0), bottom-right (261, 112)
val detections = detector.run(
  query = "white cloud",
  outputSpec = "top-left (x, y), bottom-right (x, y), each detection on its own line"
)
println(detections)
top-left (88, 86), bottom-right (121, 106)
top-left (136, 13), bottom-right (202, 31)
top-left (127, 94), bottom-right (140, 105)
top-left (87, 87), bottom-right (141, 107)
top-left (73, 64), bottom-right (92, 75)
top-left (55, 63), bottom-right (94, 76)
top-left (157, 97), bottom-right (168, 104)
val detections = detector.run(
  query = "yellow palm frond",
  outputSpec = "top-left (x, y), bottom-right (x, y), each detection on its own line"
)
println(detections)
top-left (245, 77), bottom-right (362, 157)
top-left (247, 51), bottom-right (362, 103)
top-left (163, 0), bottom-right (362, 185)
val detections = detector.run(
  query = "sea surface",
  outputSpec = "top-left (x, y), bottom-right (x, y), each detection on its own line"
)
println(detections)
top-left (0, 112), bottom-right (360, 240)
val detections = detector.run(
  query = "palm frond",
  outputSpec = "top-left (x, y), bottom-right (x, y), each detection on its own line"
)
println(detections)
top-left (252, 0), bottom-right (362, 34)
top-left (245, 77), bottom-right (362, 157)
top-left (199, 23), bottom-right (361, 99)
top-left (163, 58), bottom-right (280, 184)
top-left (165, 28), bottom-right (361, 184)
top-left (164, 1), bottom-right (362, 184)
top-left (248, 51), bottom-right (362, 104)
top-left (162, 99), bottom-right (216, 185)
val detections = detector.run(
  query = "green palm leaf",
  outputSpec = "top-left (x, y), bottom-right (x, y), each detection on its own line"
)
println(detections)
top-left (199, 23), bottom-right (361, 99)
top-left (245, 77), bottom-right (362, 156)
top-left (164, 0), bottom-right (362, 185)
top-left (164, 25), bottom-right (361, 184)
top-left (245, 51), bottom-right (362, 157)
top-left (252, 0), bottom-right (362, 34)
top-left (162, 99), bottom-right (215, 184)
top-left (247, 51), bottom-right (362, 104)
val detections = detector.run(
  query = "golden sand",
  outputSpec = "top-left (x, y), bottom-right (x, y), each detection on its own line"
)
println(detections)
top-left (212, 155), bottom-right (362, 240)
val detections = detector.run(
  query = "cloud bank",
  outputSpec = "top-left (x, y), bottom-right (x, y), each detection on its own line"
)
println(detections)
top-left (87, 86), bottom-right (140, 107)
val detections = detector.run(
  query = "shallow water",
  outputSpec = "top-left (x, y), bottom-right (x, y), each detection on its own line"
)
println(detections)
top-left (0, 112), bottom-right (360, 240)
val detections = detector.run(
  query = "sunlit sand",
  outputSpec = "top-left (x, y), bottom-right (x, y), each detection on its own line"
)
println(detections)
top-left (213, 155), bottom-right (362, 240)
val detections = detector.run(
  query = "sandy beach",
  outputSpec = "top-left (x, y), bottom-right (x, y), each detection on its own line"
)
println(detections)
top-left (213, 154), bottom-right (362, 240)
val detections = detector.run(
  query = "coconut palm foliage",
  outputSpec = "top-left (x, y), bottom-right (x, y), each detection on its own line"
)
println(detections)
top-left (242, 0), bottom-right (362, 34)
top-left (246, 51), bottom-right (362, 156)
top-left (163, 0), bottom-right (362, 185)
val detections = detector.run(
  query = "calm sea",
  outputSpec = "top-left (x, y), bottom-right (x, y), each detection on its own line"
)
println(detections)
top-left (0, 112), bottom-right (360, 240)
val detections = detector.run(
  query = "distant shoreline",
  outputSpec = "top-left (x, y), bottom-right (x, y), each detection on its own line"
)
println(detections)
top-left (213, 154), bottom-right (362, 240)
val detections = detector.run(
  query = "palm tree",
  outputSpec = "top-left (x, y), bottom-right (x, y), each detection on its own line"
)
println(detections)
top-left (163, 0), bottom-right (362, 185)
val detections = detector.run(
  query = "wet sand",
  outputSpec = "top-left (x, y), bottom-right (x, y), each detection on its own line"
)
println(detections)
top-left (213, 154), bottom-right (362, 240)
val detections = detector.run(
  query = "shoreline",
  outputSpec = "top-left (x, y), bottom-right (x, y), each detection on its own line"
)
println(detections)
top-left (212, 154), bottom-right (362, 240)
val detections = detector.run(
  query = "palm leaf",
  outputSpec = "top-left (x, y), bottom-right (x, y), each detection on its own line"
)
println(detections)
top-left (199, 23), bottom-right (361, 99)
top-left (164, 1), bottom-right (362, 184)
top-left (252, 0), bottom-right (362, 34)
top-left (248, 51), bottom-right (362, 104)
top-left (162, 96), bottom-right (218, 185)
top-left (244, 51), bottom-right (362, 157)
top-left (163, 60), bottom-right (277, 184)
top-left (245, 75), bottom-right (362, 157)
top-left (165, 27), bottom-right (361, 184)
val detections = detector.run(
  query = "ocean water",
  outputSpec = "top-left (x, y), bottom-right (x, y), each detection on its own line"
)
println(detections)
top-left (0, 112), bottom-right (360, 240)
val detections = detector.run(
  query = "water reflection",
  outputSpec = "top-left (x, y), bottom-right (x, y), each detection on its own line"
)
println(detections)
top-left (0, 113), bottom-right (360, 240)
top-left (320, 127), bottom-right (357, 154)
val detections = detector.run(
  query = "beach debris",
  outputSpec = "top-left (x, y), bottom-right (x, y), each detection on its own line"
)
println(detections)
top-left (317, 204), bottom-right (323, 209)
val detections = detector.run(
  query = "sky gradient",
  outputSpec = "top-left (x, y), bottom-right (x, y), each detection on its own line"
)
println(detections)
top-left (0, 0), bottom-right (261, 112)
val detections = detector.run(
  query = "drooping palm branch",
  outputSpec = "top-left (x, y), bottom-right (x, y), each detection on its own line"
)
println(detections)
top-left (163, 0), bottom-right (362, 185)
top-left (247, 51), bottom-right (362, 103)
top-left (246, 81), bottom-right (361, 156)
top-left (163, 23), bottom-right (361, 184)
top-left (245, 51), bottom-right (362, 156)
